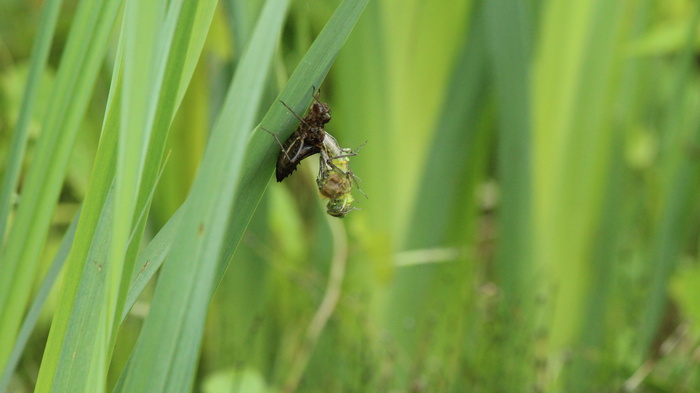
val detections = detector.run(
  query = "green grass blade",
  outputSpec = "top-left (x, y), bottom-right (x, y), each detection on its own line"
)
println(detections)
top-left (531, 0), bottom-right (630, 390)
top-left (114, 0), bottom-right (290, 390)
top-left (115, 0), bottom-right (219, 324)
top-left (117, 0), bottom-right (220, 323)
top-left (33, 37), bottom-right (124, 393)
top-left (38, 155), bottom-right (166, 392)
top-left (638, 5), bottom-right (700, 353)
top-left (486, 0), bottom-right (534, 302)
top-left (109, 0), bottom-right (165, 359)
top-left (485, 0), bottom-right (535, 389)
top-left (0, 0), bottom-right (121, 370)
top-left (51, 188), bottom-right (117, 392)
top-left (0, 210), bottom-right (78, 393)
top-left (34, 0), bottom-right (219, 390)
top-left (532, 0), bottom-right (627, 373)
top-left (121, 207), bottom-right (183, 322)
top-left (401, 21), bottom-right (487, 249)
top-left (379, 8), bottom-right (487, 385)
top-left (0, 0), bottom-right (63, 245)
top-left (564, 136), bottom-right (625, 392)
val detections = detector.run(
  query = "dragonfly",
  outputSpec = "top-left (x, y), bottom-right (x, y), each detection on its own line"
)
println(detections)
top-left (263, 87), bottom-right (367, 217)
top-left (316, 134), bottom-right (366, 218)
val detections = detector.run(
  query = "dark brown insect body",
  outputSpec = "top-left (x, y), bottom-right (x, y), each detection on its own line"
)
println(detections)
top-left (263, 89), bottom-right (332, 182)
top-left (274, 98), bottom-right (330, 181)
top-left (262, 88), bottom-right (367, 218)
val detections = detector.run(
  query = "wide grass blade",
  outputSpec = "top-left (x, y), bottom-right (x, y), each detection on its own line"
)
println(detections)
top-left (33, 0), bottom-right (218, 391)
top-left (485, 0), bottom-right (535, 389)
top-left (0, 211), bottom-right (78, 393)
top-left (638, 5), bottom-right (700, 353)
top-left (114, 0), bottom-right (219, 325)
top-left (540, 0), bottom-right (626, 348)
top-left (0, 0), bottom-right (62, 245)
top-left (114, 0), bottom-right (290, 391)
top-left (33, 51), bottom-right (124, 393)
top-left (486, 0), bottom-right (534, 306)
top-left (379, 7), bottom-right (487, 386)
top-left (0, 0), bottom-right (121, 370)
top-left (532, 0), bottom-right (629, 390)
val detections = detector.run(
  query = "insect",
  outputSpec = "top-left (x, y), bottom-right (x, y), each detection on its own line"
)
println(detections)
top-left (262, 87), bottom-right (367, 218)
top-left (262, 89), bottom-right (330, 182)
top-left (316, 135), bottom-right (366, 218)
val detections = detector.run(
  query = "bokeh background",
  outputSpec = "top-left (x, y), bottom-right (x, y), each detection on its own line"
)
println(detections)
top-left (1, 0), bottom-right (700, 392)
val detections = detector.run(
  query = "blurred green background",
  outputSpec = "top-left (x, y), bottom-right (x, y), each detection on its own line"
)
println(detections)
top-left (1, 0), bottom-right (700, 392)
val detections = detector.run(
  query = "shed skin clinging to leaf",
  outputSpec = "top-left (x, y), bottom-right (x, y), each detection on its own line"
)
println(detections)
top-left (273, 90), bottom-right (331, 182)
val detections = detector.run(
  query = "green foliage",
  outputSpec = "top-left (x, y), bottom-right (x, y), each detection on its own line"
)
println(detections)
top-left (2, 0), bottom-right (700, 392)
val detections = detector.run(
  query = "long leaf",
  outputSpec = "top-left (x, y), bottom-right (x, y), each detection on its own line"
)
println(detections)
top-left (485, 0), bottom-right (535, 389)
top-left (0, 211), bottom-right (78, 393)
top-left (0, 0), bottom-right (63, 246)
top-left (114, 0), bottom-right (290, 390)
top-left (34, 0), bottom-right (218, 391)
top-left (0, 0), bottom-right (121, 369)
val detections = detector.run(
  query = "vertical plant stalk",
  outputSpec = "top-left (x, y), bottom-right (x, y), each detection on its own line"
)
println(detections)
top-left (485, 0), bottom-right (536, 390)
top-left (0, 0), bottom-right (63, 245)
top-left (0, 212), bottom-right (78, 392)
top-left (283, 217), bottom-right (348, 393)
top-left (638, 5), bottom-right (700, 354)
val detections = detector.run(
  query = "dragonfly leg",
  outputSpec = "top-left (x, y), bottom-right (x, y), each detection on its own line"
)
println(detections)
top-left (350, 172), bottom-right (368, 199)
top-left (261, 127), bottom-right (293, 161)
top-left (328, 141), bottom-right (367, 160)
top-left (279, 100), bottom-right (308, 124)
top-left (312, 86), bottom-right (322, 103)
top-left (288, 135), bottom-right (306, 162)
